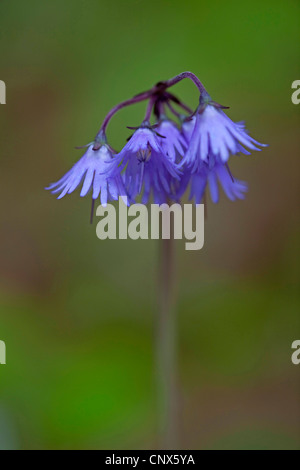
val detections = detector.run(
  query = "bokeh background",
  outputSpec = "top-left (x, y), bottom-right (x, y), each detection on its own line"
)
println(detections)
top-left (0, 0), bottom-right (299, 450)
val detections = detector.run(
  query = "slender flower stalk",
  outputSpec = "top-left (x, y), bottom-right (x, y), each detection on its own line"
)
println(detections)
top-left (157, 227), bottom-right (178, 449)
top-left (165, 101), bottom-right (182, 119)
top-left (163, 71), bottom-right (210, 97)
top-left (143, 96), bottom-right (155, 122)
top-left (95, 71), bottom-right (208, 145)
top-left (92, 91), bottom-right (153, 151)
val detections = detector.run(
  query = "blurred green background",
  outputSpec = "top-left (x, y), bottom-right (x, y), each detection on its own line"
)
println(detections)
top-left (0, 0), bottom-right (299, 450)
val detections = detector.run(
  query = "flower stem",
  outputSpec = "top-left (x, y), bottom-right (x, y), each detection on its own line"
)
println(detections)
top-left (167, 95), bottom-right (194, 115)
top-left (95, 91), bottom-right (151, 138)
top-left (143, 97), bottom-right (155, 122)
top-left (94, 71), bottom-right (208, 144)
top-left (166, 101), bottom-right (182, 119)
top-left (156, 234), bottom-right (179, 449)
top-left (164, 71), bottom-right (210, 97)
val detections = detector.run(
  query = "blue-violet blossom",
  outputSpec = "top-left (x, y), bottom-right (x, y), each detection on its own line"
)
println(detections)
top-left (46, 144), bottom-right (126, 206)
top-left (181, 103), bottom-right (267, 172)
top-left (110, 125), bottom-right (180, 204)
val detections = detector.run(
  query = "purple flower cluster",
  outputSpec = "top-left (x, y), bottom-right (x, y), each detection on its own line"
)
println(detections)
top-left (46, 72), bottom-right (267, 208)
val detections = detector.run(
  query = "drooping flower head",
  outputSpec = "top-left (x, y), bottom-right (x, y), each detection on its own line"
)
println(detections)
top-left (181, 94), bottom-right (267, 172)
top-left (46, 144), bottom-right (126, 206)
top-left (110, 123), bottom-right (180, 204)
